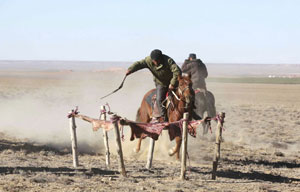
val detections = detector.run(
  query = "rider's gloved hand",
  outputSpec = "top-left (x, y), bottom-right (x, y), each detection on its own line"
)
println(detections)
top-left (168, 84), bottom-right (175, 90)
top-left (168, 84), bottom-right (175, 99)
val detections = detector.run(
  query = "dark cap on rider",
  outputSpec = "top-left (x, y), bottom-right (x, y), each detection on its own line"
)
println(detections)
top-left (189, 53), bottom-right (197, 60)
top-left (150, 49), bottom-right (163, 61)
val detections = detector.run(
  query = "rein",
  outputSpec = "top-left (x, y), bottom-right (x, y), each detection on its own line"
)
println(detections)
top-left (171, 90), bottom-right (180, 101)
top-left (173, 85), bottom-right (191, 110)
top-left (171, 86), bottom-right (189, 101)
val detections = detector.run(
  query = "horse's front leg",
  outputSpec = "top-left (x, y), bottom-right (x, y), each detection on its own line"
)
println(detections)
top-left (134, 136), bottom-right (143, 153)
top-left (168, 136), bottom-right (182, 160)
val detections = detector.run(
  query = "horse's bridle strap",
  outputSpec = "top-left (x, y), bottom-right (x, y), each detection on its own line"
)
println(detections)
top-left (171, 90), bottom-right (181, 101)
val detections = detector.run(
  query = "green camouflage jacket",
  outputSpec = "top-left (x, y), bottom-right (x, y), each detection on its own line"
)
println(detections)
top-left (128, 55), bottom-right (181, 87)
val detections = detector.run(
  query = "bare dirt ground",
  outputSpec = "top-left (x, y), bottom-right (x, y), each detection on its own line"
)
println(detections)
top-left (0, 70), bottom-right (299, 192)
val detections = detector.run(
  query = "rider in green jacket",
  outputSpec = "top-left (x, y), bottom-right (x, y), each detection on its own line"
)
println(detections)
top-left (126, 49), bottom-right (182, 122)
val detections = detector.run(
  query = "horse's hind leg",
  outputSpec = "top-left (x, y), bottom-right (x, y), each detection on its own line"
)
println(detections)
top-left (168, 136), bottom-right (182, 160)
top-left (134, 137), bottom-right (143, 153)
top-left (206, 91), bottom-right (217, 118)
top-left (134, 106), bottom-right (151, 153)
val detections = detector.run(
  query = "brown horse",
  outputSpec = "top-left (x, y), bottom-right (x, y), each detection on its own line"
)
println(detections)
top-left (134, 74), bottom-right (194, 160)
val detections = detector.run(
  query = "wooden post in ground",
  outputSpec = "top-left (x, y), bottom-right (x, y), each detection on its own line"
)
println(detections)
top-left (100, 105), bottom-right (110, 168)
top-left (69, 111), bottom-right (79, 168)
top-left (146, 138), bottom-right (155, 169)
top-left (112, 115), bottom-right (127, 177)
top-left (180, 112), bottom-right (189, 180)
top-left (212, 112), bottom-right (225, 180)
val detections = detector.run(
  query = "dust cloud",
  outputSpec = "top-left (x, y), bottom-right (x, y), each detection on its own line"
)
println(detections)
top-left (0, 69), bottom-right (179, 158)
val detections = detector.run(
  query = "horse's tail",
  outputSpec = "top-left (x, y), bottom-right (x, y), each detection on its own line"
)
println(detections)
top-left (206, 91), bottom-right (217, 118)
top-left (136, 107), bottom-right (141, 122)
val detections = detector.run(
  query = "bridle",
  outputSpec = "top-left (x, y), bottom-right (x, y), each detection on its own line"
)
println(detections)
top-left (171, 81), bottom-right (193, 110)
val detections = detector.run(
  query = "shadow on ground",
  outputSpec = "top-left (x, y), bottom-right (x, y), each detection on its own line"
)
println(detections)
top-left (223, 157), bottom-right (300, 168)
top-left (216, 169), bottom-right (300, 183)
top-left (190, 162), bottom-right (300, 183)
top-left (0, 166), bottom-right (118, 177)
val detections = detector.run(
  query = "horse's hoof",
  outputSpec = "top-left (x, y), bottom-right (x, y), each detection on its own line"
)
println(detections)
top-left (168, 148), bottom-right (175, 156)
top-left (133, 148), bottom-right (140, 153)
top-left (168, 149), bottom-right (174, 156)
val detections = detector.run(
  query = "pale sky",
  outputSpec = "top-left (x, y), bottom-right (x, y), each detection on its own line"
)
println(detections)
top-left (0, 0), bottom-right (299, 64)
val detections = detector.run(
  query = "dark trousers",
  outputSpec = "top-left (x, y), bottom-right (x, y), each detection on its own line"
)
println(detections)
top-left (155, 84), bottom-right (168, 118)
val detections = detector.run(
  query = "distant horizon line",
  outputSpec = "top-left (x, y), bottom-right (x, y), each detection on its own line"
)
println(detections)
top-left (0, 59), bottom-right (299, 65)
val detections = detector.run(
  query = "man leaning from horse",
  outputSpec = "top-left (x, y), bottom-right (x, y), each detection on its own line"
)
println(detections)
top-left (126, 49), bottom-right (181, 123)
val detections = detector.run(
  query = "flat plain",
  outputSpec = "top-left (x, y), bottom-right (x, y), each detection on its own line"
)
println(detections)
top-left (0, 63), bottom-right (299, 191)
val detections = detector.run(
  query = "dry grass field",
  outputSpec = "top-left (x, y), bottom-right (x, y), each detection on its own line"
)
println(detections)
top-left (0, 65), bottom-right (299, 191)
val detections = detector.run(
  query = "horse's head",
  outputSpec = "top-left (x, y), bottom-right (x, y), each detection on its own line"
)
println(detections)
top-left (176, 73), bottom-right (194, 110)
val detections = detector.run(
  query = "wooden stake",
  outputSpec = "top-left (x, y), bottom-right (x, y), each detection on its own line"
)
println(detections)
top-left (212, 112), bottom-right (225, 180)
top-left (180, 112), bottom-right (189, 180)
top-left (112, 115), bottom-right (127, 177)
top-left (100, 106), bottom-right (110, 168)
top-left (69, 113), bottom-right (79, 168)
top-left (146, 138), bottom-right (155, 169)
